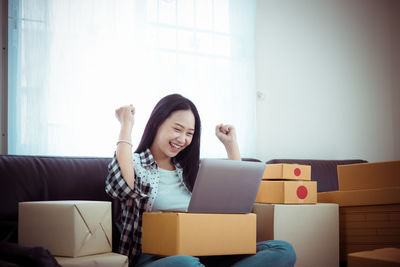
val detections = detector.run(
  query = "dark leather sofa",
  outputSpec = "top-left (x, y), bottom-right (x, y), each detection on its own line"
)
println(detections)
top-left (0, 155), bottom-right (116, 266)
top-left (0, 154), bottom-right (367, 266)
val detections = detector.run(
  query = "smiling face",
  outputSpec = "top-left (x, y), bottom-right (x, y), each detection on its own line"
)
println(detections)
top-left (150, 109), bottom-right (195, 163)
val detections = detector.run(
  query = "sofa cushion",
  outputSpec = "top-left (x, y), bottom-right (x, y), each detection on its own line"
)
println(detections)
top-left (0, 155), bottom-right (112, 218)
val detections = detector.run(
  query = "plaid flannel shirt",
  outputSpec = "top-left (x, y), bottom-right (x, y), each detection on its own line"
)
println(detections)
top-left (105, 148), bottom-right (184, 264)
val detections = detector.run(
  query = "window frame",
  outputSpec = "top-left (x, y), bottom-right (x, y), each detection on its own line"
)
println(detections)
top-left (1, 0), bottom-right (8, 155)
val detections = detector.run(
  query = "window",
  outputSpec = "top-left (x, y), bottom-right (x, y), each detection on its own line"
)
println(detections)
top-left (7, 0), bottom-right (256, 158)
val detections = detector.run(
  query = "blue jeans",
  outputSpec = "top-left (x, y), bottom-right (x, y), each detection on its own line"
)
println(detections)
top-left (135, 240), bottom-right (296, 267)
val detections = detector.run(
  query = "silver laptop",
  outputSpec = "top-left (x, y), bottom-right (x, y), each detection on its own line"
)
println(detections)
top-left (187, 159), bottom-right (265, 214)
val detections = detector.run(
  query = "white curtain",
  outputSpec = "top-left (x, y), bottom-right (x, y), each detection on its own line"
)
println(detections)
top-left (8, 0), bottom-right (256, 158)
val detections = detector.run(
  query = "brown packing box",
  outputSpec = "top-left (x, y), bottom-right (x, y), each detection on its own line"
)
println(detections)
top-left (317, 190), bottom-right (400, 261)
top-left (338, 204), bottom-right (400, 261)
top-left (318, 189), bottom-right (400, 261)
top-left (19, 201), bottom-right (112, 257)
top-left (262, 163), bottom-right (311, 180)
top-left (338, 160), bottom-right (400, 191)
top-left (348, 248), bottom-right (400, 267)
top-left (317, 187), bottom-right (400, 206)
top-left (56, 253), bottom-right (128, 267)
top-left (255, 180), bottom-right (317, 204)
top-left (252, 203), bottom-right (339, 267)
top-left (142, 212), bottom-right (256, 256)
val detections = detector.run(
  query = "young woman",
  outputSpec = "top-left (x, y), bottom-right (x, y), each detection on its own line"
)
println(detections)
top-left (106, 94), bottom-right (296, 267)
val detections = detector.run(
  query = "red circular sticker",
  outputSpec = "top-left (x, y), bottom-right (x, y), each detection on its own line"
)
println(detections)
top-left (297, 186), bottom-right (308, 199)
top-left (294, 168), bottom-right (301, 176)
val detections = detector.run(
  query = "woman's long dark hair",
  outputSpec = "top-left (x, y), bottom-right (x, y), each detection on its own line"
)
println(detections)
top-left (135, 94), bottom-right (201, 192)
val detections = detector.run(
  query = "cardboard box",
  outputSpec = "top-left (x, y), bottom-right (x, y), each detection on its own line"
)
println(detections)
top-left (142, 212), bottom-right (256, 256)
top-left (252, 203), bottom-right (339, 267)
top-left (262, 164), bottom-right (311, 180)
top-left (255, 180), bottom-right (317, 204)
top-left (56, 253), bottom-right (128, 267)
top-left (338, 204), bottom-right (400, 261)
top-left (348, 248), bottom-right (400, 267)
top-left (19, 201), bottom-right (112, 257)
top-left (317, 187), bottom-right (400, 206)
top-left (338, 161), bottom-right (400, 190)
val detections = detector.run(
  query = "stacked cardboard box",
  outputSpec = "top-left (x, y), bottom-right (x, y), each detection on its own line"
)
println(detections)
top-left (253, 203), bottom-right (339, 267)
top-left (256, 163), bottom-right (317, 204)
top-left (317, 161), bottom-right (400, 262)
top-left (18, 201), bottom-right (128, 267)
top-left (55, 253), bottom-right (129, 267)
top-left (253, 164), bottom-right (339, 267)
top-left (142, 212), bottom-right (256, 256)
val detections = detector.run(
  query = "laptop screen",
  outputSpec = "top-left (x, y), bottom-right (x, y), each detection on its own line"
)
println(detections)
top-left (187, 159), bottom-right (265, 214)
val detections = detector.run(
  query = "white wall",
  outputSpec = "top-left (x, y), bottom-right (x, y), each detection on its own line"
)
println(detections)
top-left (255, 0), bottom-right (400, 162)
top-left (391, 1), bottom-right (400, 160)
